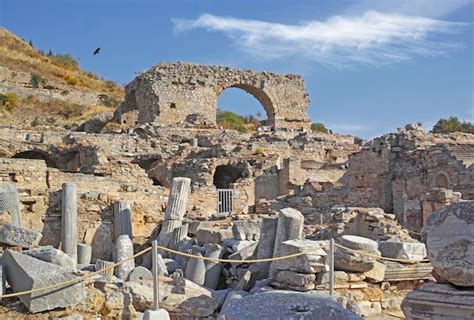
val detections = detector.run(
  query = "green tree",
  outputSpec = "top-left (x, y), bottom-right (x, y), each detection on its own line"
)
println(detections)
top-left (311, 122), bottom-right (328, 133)
top-left (216, 109), bottom-right (247, 132)
top-left (431, 117), bottom-right (474, 134)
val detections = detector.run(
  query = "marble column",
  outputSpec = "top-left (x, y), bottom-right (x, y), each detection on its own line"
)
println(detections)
top-left (0, 184), bottom-right (22, 227)
top-left (61, 183), bottom-right (77, 263)
top-left (113, 200), bottom-right (133, 241)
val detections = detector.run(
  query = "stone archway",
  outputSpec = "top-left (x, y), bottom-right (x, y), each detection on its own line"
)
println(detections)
top-left (434, 173), bottom-right (450, 188)
top-left (216, 83), bottom-right (276, 128)
top-left (119, 62), bottom-right (310, 131)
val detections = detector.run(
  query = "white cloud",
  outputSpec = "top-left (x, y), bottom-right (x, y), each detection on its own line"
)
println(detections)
top-left (172, 11), bottom-right (468, 68)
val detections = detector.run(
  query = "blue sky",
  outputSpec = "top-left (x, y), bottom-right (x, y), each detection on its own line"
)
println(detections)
top-left (1, 0), bottom-right (473, 138)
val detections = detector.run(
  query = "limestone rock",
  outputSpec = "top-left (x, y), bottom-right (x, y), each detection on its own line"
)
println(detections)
top-left (338, 235), bottom-right (380, 253)
top-left (127, 276), bottom-right (222, 318)
top-left (114, 235), bottom-right (135, 280)
top-left (23, 245), bottom-right (75, 271)
top-left (347, 300), bottom-right (382, 317)
top-left (2, 250), bottom-right (85, 313)
top-left (232, 220), bottom-right (260, 241)
top-left (378, 241), bottom-right (427, 262)
top-left (220, 290), bottom-right (361, 319)
top-left (363, 261), bottom-right (386, 282)
top-left (127, 266), bottom-right (153, 282)
top-left (425, 201), bottom-right (474, 286)
top-left (184, 253), bottom-right (206, 285)
top-left (276, 270), bottom-right (316, 288)
top-left (223, 239), bottom-right (257, 253)
top-left (0, 224), bottom-right (42, 248)
top-left (272, 239), bottom-right (328, 274)
top-left (188, 221), bottom-right (212, 236)
top-left (383, 261), bottom-right (433, 281)
top-left (228, 241), bottom-right (259, 267)
top-left (196, 228), bottom-right (232, 244)
top-left (402, 283), bottom-right (474, 319)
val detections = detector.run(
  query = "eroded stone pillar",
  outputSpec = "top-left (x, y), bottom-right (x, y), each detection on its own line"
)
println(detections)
top-left (249, 216), bottom-right (278, 280)
top-left (113, 200), bottom-right (133, 241)
top-left (77, 243), bottom-right (92, 265)
top-left (270, 208), bottom-right (304, 278)
top-left (61, 183), bottom-right (77, 263)
top-left (0, 184), bottom-right (22, 227)
top-left (185, 251), bottom-right (206, 286)
top-left (114, 235), bottom-right (135, 280)
top-left (204, 243), bottom-right (223, 289)
top-left (165, 177), bottom-right (191, 220)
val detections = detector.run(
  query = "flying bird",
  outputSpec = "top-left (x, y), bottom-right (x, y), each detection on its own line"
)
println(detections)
top-left (93, 48), bottom-right (101, 55)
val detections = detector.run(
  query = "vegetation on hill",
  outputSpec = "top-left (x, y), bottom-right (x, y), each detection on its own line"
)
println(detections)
top-left (431, 117), bottom-right (474, 134)
top-left (0, 27), bottom-right (123, 97)
top-left (311, 122), bottom-right (328, 133)
top-left (216, 109), bottom-right (262, 132)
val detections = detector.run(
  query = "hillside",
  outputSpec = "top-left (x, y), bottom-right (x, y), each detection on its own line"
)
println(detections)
top-left (0, 27), bottom-right (124, 129)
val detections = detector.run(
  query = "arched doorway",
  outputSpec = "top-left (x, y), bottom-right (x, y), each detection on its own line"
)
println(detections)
top-left (213, 164), bottom-right (245, 215)
top-left (216, 84), bottom-right (275, 131)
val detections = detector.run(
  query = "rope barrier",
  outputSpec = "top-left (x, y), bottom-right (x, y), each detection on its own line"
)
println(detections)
top-left (0, 239), bottom-right (430, 299)
top-left (0, 247), bottom-right (151, 299)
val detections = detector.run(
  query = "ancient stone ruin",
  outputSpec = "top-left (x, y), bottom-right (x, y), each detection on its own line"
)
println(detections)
top-left (118, 62), bottom-right (311, 131)
top-left (0, 62), bottom-right (472, 319)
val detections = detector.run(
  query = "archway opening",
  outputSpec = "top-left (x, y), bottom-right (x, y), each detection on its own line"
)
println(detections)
top-left (216, 84), bottom-right (274, 132)
top-left (435, 173), bottom-right (449, 188)
top-left (12, 150), bottom-right (58, 168)
top-left (213, 165), bottom-right (244, 189)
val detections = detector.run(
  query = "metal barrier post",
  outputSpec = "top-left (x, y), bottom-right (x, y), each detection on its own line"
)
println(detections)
top-left (152, 240), bottom-right (159, 310)
top-left (329, 238), bottom-right (335, 296)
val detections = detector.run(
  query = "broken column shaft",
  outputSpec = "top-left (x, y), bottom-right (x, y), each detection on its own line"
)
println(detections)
top-left (61, 183), bottom-right (77, 263)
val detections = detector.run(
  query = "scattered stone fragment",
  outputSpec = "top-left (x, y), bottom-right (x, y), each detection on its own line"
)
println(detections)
top-left (2, 250), bottom-right (85, 313)
top-left (425, 201), bottom-right (474, 286)
top-left (196, 228), bottom-right (232, 244)
top-left (184, 252), bottom-right (206, 285)
top-left (77, 243), bottom-right (92, 265)
top-left (127, 266), bottom-right (153, 282)
top-left (272, 239), bottom-right (328, 274)
top-left (0, 224), bottom-right (42, 248)
top-left (221, 290), bottom-right (361, 319)
top-left (23, 245), bottom-right (75, 271)
top-left (232, 220), bottom-right (260, 241)
top-left (378, 241), bottom-right (427, 262)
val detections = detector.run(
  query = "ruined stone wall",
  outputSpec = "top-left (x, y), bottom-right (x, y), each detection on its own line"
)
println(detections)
top-left (119, 62), bottom-right (310, 130)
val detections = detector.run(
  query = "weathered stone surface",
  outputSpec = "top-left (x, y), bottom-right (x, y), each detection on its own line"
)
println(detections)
top-left (228, 241), bottom-right (259, 267)
top-left (127, 276), bottom-right (222, 317)
top-left (232, 220), bottom-right (260, 241)
top-left (114, 235), bottom-right (135, 280)
top-left (156, 253), bottom-right (169, 276)
top-left (273, 208), bottom-right (305, 257)
top-left (379, 241), bottom-right (427, 262)
top-left (204, 243), bottom-right (223, 289)
top-left (249, 216), bottom-right (278, 281)
top-left (164, 177), bottom-right (191, 220)
top-left (347, 300), bottom-right (382, 317)
top-left (402, 283), bottom-right (474, 319)
top-left (61, 183), bottom-right (77, 262)
top-left (220, 290), bottom-right (248, 315)
top-left (316, 271), bottom-right (349, 285)
top-left (276, 270), bottom-right (316, 288)
top-left (77, 243), bottom-right (92, 265)
top-left (188, 221), bottom-right (212, 236)
top-left (127, 266), bottom-right (153, 282)
top-left (102, 291), bottom-right (136, 318)
top-left (223, 239), bottom-right (257, 253)
top-left (119, 62), bottom-right (311, 131)
top-left (113, 200), bottom-right (133, 241)
top-left (96, 259), bottom-right (114, 280)
top-left (164, 258), bottom-right (180, 274)
top-left (196, 228), bottom-right (232, 244)
top-left (23, 245), bottom-right (75, 271)
top-left (363, 261), bottom-right (386, 282)
top-left (425, 201), bottom-right (474, 286)
top-left (272, 239), bottom-right (327, 274)
top-left (339, 235), bottom-right (379, 253)
top-left (0, 224), bottom-right (42, 248)
top-left (0, 183), bottom-right (22, 227)
top-left (2, 250), bottom-right (85, 313)
top-left (221, 290), bottom-right (361, 319)
top-left (334, 237), bottom-right (380, 273)
top-left (184, 253), bottom-right (206, 285)
top-left (384, 261), bottom-right (433, 281)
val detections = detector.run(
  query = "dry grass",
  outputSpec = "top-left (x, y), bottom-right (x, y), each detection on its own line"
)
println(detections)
top-left (0, 27), bottom-right (123, 98)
